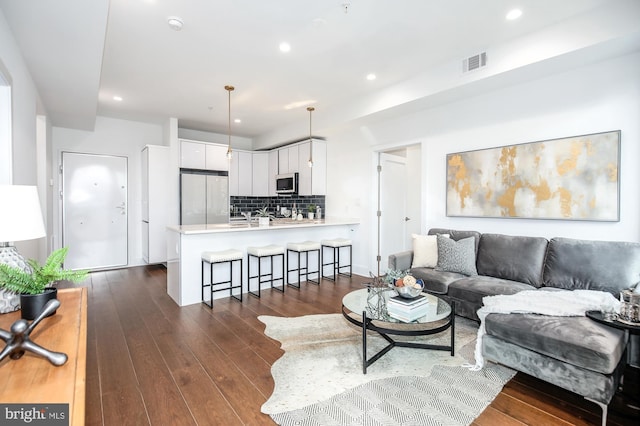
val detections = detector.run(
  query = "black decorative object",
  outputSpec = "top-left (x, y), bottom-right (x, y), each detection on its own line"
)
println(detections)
top-left (20, 287), bottom-right (57, 320)
top-left (0, 298), bottom-right (68, 366)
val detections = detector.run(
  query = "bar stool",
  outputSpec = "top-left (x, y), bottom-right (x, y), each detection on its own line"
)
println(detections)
top-left (247, 244), bottom-right (285, 298)
top-left (287, 241), bottom-right (321, 288)
top-left (321, 238), bottom-right (352, 281)
top-left (201, 249), bottom-right (243, 308)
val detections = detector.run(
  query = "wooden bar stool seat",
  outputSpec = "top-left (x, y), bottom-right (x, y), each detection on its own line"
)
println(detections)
top-left (201, 249), bottom-right (243, 308)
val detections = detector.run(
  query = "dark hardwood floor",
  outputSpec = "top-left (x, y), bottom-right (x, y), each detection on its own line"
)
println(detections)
top-left (58, 266), bottom-right (637, 425)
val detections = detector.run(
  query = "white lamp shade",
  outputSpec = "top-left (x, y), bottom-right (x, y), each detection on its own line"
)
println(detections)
top-left (0, 185), bottom-right (46, 242)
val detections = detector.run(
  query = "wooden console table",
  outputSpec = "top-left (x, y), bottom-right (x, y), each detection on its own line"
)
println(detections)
top-left (0, 287), bottom-right (87, 425)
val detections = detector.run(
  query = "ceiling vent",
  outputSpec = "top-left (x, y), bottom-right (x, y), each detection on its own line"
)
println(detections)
top-left (463, 52), bottom-right (487, 73)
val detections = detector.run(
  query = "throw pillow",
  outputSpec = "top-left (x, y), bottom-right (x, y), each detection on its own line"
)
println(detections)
top-left (436, 234), bottom-right (478, 276)
top-left (411, 233), bottom-right (449, 268)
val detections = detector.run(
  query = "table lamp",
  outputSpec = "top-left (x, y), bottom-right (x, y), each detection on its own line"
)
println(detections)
top-left (0, 185), bottom-right (46, 314)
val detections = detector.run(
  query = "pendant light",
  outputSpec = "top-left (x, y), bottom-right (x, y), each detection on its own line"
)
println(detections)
top-left (307, 106), bottom-right (315, 168)
top-left (225, 85), bottom-right (234, 160)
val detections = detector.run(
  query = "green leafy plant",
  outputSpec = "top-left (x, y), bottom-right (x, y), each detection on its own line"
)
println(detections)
top-left (307, 204), bottom-right (316, 213)
top-left (255, 206), bottom-right (275, 219)
top-left (0, 247), bottom-right (88, 295)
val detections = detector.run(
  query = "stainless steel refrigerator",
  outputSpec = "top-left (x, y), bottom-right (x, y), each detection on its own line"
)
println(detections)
top-left (180, 170), bottom-right (229, 225)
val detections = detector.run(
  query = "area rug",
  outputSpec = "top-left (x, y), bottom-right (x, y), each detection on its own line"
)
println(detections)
top-left (259, 313), bottom-right (515, 425)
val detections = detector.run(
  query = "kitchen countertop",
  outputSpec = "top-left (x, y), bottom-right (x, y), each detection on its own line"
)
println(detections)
top-left (167, 217), bottom-right (360, 235)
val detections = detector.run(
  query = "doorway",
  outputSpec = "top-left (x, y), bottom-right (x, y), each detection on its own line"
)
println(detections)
top-left (61, 152), bottom-right (128, 270)
top-left (377, 145), bottom-right (422, 274)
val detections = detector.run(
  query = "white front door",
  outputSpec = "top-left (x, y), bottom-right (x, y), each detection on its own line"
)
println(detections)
top-left (61, 152), bottom-right (128, 270)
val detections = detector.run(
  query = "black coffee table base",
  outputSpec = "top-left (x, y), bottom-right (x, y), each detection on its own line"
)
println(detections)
top-left (342, 301), bottom-right (455, 374)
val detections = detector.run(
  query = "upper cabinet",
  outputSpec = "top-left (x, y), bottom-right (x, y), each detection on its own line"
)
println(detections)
top-left (205, 144), bottom-right (229, 171)
top-left (297, 140), bottom-right (326, 196)
top-left (229, 150), bottom-right (252, 196)
top-left (179, 137), bottom-right (326, 197)
top-left (278, 144), bottom-right (299, 174)
top-left (268, 150), bottom-right (279, 196)
top-left (252, 152), bottom-right (269, 196)
top-left (180, 140), bottom-right (205, 169)
top-left (180, 139), bottom-right (228, 171)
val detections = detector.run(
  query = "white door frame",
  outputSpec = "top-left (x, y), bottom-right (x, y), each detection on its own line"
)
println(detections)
top-left (371, 139), bottom-right (424, 276)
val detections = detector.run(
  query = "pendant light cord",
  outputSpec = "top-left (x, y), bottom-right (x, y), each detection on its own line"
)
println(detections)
top-left (225, 85), bottom-right (234, 159)
top-left (307, 106), bottom-right (315, 167)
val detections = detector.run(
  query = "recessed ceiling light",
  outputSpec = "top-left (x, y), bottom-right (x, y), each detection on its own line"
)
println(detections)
top-left (366, 73), bottom-right (377, 81)
top-left (279, 42), bottom-right (291, 53)
top-left (167, 16), bottom-right (183, 31)
top-left (113, 95), bottom-right (123, 101)
top-left (234, 119), bottom-right (241, 124)
top-left (505, 9), bottom-right (522, 20)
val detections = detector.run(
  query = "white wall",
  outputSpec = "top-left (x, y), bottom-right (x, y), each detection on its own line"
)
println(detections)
top-left (326, 51), bottom-right (640, 274)
top-left (0, 9), bottom-right (46, 261)
top-left (52, 116), bottom-right (164, 267)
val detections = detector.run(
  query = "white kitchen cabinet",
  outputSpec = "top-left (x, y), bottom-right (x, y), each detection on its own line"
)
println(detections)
top-left (252, 152), bottom-right (269, 196)
top-left (205, 144), bottom-right (229, 171)
top-left (268, 150), bottom-right (279, 196)
top-left (229, 150), bottom-right (252, 196)
top-left (142, 145), bottom-right (170, 264)
top-left (297, 140), bottom-right (326, 195)
top-left (181, 139), bottom-right (228, 171)
top-left (278, 145), bottom-right (299, 174)
top-left (180, 140), bottom-right (206, 169)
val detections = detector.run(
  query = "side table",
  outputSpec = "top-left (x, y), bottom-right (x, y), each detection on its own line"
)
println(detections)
top-left (586, 310), bottom-right (640, 419)
top-left (0, 288), bottom-right (87, 426)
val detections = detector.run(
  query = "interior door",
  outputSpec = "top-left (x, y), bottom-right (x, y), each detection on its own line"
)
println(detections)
top-left (379, 153), bottom-right (409, 272)
top-left (62, 152), bottom-right (128, 270)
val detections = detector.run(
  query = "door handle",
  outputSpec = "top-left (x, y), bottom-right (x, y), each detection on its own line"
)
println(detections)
top-left (404, 217), bottom-right (411, 221)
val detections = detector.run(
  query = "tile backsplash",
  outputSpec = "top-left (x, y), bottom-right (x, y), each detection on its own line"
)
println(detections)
top-left (230, 195), bottom-right (325, 218)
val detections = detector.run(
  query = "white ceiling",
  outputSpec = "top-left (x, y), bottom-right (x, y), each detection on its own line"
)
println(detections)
top-left (1, 0), bottom-right (638, 144)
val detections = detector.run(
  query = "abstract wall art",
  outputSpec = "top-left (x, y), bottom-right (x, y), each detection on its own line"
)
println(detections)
top-left (446, 130), bottom-right (620, 221)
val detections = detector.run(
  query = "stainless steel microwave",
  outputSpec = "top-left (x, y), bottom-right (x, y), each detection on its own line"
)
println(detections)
top-left (276, 173), bottom-right (298, 194)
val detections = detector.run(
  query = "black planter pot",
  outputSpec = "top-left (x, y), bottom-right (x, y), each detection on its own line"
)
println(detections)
top-left (20, 287), bottom-right (58, 320)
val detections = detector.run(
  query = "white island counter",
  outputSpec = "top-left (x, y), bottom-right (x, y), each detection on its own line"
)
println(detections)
top-left (166, 218), bottom-right (360, 306)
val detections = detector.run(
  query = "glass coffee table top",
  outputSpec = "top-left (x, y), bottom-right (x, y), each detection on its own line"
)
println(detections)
top-left (341, 288), bottom-right (456, 373)
top-left (342, 288), bottom-right (451, 324)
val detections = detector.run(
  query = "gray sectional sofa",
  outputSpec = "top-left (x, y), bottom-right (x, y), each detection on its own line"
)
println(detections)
top-left (389, 228), bottom-right (640, 421)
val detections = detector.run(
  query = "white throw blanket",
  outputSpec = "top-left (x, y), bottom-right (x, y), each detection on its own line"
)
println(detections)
top-left (465, 289), bottom-right (621, 371)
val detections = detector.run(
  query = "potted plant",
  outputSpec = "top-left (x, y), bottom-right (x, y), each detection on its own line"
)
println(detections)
top-left (255, 206), bottom-right (274, 226)
top-left (307, 204), bottom-right (316, 220)
top-left (0, 247), bottom-right (88, 320)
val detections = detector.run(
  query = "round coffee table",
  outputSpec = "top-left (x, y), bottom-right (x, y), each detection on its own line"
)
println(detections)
top-left (341, 288), bottom-right (455, 373)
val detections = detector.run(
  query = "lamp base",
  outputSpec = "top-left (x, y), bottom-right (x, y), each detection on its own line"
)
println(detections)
top-left (0, 245), bottom-right (32, 314)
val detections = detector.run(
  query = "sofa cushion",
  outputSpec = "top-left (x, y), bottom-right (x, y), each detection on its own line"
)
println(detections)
top-left (411, 233), bottom-right (449, 268)
top-left (476, 233), bottom-right (548, 287)
top-left (428, 228), bottom-right (481, 253)
top-left (448, 276), bottom-right (536, 305)
top-left (485, 313), bottom-right (626, 375)
top-left (543, 237), bottom-right (640, 295)
top-left (409, 267), bottom-right (464, 294)
top-left (436, 235), bottom-right (478, 276)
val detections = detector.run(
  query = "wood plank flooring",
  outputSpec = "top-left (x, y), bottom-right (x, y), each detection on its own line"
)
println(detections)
top-left (56, 266), bottom-right (637, 425)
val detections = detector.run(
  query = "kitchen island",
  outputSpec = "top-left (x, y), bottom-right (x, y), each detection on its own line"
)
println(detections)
top-left (166, 218), bottom-right (360, 306)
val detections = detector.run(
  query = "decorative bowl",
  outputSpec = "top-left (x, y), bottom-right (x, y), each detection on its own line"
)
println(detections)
top-left (395, 279), bottom-right (424, 299)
